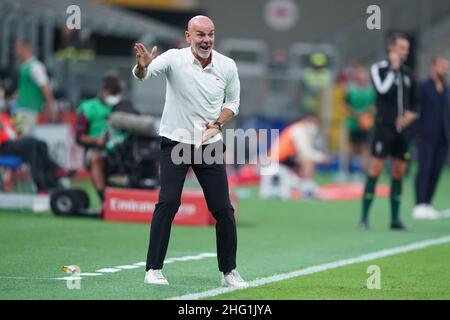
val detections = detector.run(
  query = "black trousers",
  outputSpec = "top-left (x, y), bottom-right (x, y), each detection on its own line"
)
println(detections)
top-left (146, 137), bottom-right (237, 273)
top-left (415, 138), bottom-right (449, 204)
top-left (0, 137), bottom-right (60, 190)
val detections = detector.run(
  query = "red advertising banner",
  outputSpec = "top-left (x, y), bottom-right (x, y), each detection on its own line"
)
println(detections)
top-left (104, 188), bottom-right (238, 226)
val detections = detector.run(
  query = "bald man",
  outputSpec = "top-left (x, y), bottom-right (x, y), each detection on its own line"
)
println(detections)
top-left (133, 16), bottom-right (247, 288)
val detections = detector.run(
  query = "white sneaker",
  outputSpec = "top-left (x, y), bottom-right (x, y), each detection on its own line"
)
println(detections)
top-left (221, 269), bottom-right (249, 289)
top-left (144, 269), bottom-right (169, 285)
top-left (413, 204), bottom-right (439, 220)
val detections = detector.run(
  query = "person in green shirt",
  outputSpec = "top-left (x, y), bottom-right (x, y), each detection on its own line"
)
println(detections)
top-left (15, 40), bottom-right (57, 135)
top-left (345, 65), bottom-right (375, 174)
top-left (76, 73), bottom-right (123, 203)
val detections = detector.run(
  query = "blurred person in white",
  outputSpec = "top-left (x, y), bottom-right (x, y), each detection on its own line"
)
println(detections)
top-left (413, 56), bottom-right (450, 219)
top-left (260, 113), bottom-right (329, 200)
top-left (133, 16), bottom-right (247, 288)
top-left (14, 40), bottom-right (58, 135)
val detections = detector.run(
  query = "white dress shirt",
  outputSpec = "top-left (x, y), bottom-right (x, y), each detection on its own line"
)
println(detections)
top-left (132, 47), bottom-right (240, 145)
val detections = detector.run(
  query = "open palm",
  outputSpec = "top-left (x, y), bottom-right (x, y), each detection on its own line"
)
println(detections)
top-left (134, 43), bottom-right (157, 68)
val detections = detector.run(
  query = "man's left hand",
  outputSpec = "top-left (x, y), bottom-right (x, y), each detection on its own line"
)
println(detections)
top-left (196, 122), bottom-right (220, 149)
top-left (396, 110), bottom-right (417, 130)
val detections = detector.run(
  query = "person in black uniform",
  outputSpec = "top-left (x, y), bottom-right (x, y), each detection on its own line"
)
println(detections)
top-left (360, 33), bottom-right (418, 230)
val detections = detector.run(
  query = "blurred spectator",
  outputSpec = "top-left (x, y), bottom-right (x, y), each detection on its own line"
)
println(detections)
top-left (302, 52), bottom-right (333, 114)
top-left (55, 27), bottom-right (95, 61)
top-left (76, 72), bottom-right (123, 203)
top-left (344, 65), bottom-right (375, 175)
top-left (335, 61), bottom-right (359, 85)
top-left (269, 49), bottom-right (289, 72)
top-left (14, 40), bottom-right (58, 135)
top-left (0, 88), bottom-right (5, 113)
top-left (0, 110), bottom-right (73, 192)
top-left (260, 113), bottom-right (329, 199)
top-left (413, 56), bottom-right (450, 219)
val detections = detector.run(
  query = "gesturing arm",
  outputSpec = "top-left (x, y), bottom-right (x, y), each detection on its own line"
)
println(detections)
top-left (132, 43), bottom-right (170, 81)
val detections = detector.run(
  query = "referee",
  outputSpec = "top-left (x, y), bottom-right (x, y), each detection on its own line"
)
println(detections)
top-left (133, 16), bottom-right (248, 288)
top-left (360, 33), bottom-right (418, 230)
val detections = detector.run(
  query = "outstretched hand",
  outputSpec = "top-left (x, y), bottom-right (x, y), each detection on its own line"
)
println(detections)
top-left (134, 43), bottom-right (157, 68)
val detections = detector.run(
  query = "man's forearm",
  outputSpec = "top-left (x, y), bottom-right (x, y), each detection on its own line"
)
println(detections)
top-left (216, 108), bottom-right (235, 126)
top-left (41, 85), bottom-right (54, 107)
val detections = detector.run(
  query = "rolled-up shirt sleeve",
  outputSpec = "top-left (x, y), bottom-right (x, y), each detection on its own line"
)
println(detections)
top-left (132, 49), bottom-right (175, 81)
top-left (222, 62), bottom-right (240, 115)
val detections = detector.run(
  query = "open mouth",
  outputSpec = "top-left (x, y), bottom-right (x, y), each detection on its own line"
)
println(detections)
top-left (199, 44), bottom-right (211, 51)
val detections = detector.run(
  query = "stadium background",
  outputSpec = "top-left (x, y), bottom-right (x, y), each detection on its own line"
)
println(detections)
top-left (0, 0), bottom-right (450, 300)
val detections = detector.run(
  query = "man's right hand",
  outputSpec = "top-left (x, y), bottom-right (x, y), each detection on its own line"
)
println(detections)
top-left (134, 43), bottom-right (157, 69)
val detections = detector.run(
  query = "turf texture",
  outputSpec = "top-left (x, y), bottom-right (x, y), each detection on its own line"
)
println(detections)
top-left (1, 168), bottom-right (450, 299)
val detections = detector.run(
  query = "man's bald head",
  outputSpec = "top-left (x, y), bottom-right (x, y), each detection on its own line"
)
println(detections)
top-left (185, 15), bottom-right (215, 62)
top-left (188, 15), bottom-right (214, 32)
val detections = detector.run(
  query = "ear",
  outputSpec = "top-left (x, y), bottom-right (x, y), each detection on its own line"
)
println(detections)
top-left (185, 31), bottom-right (191, 45)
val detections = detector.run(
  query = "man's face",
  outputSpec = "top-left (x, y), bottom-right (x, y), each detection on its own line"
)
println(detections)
top-left (185, 17), bottom-right (215, 60)
top-left (354, 67), bottom-right (369, 85)
top-left (433, 58), bottom-right (449, 79)
top-left (15, 42), bottom-right (27, 61)
top-left (389, 38), bottom-right (410, 62)
top-left (101, 88), bottom-right (122, 106)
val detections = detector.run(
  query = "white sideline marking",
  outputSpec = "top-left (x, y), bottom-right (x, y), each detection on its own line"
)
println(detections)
top-left (133, 262), bottom-right (146, 267)
top-left (59, 276), bottom-right (82, 281)
top-left (115, 265), bottom-right (141, 270)
top-left (79, 273), bottom-right (102, 276)
top-left (96, 268), bottom-right (121, 273)
top-left (54, 252), bottom-right (216, 280)
top-left (0, 276), bottom-right (62, 281)
top-left (168, 235), bottom-right (450, 300)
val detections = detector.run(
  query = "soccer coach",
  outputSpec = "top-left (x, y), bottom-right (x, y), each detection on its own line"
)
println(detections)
top-left (133, 16), bottom-right (248, 288)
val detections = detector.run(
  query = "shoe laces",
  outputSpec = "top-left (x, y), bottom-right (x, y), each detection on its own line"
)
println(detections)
top-left (152, 269), bottom-right (165, 280)
top-left (227, 269), bottom-right (244, 282)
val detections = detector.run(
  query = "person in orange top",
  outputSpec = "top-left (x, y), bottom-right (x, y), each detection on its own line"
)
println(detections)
top-left (260, 113), bottom-right (329, 199)
top-left (0, 111), bottom-right (73, 192)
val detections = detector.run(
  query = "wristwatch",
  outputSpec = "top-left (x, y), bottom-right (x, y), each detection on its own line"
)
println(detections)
top-left (213, 121), bottom-right (223, 131)
top-left (136, 64), bottom-right (148, 72)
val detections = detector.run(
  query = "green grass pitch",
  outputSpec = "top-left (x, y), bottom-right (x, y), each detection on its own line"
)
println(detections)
top-left (1, 167), bottom-right (450, 300)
